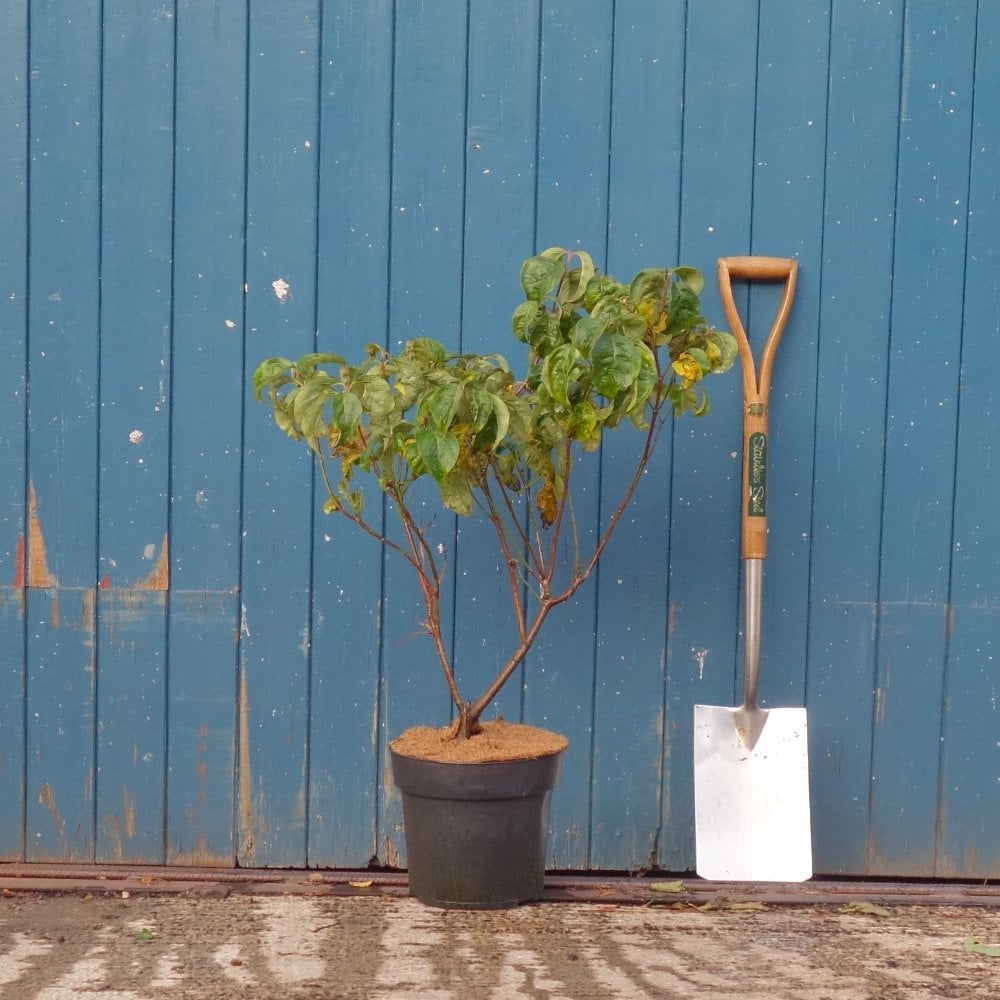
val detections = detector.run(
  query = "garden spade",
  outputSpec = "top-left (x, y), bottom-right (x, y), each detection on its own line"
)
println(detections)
top-left (693, 255), bottom-right (811, 882)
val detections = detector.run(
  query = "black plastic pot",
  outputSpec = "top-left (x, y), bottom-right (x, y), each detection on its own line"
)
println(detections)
top-left (389, 745), bottom-right (565, 909)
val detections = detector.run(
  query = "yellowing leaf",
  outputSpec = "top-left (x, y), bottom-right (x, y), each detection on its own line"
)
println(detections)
top-left (650, 880), bottom-right (685, 894)
top-left (537, 482), bottom-right (558, 527)
top-left (349, 879), bottom-right (374, 889)
top-left (840, 901), bottom-right (895, 918)
top-left (964, 937), bottom-right (1000, 957)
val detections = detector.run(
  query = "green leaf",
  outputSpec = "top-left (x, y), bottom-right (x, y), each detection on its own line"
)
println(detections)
top-left (541, 343), bottom-right (577, 406)
top-left (330, 391), bottom-right (363, 435)
top-left (273, 404), bottom-right (300, 440)
top-left (414, 428), bottom-right (459, 482)
top-left (520, 254), bottom-right (565, 302)
top-left (964, 937), bottom-right (1000, 957)
top-left (322, 495), bottom-right (341, 515)
top-left (672, 265), bottom-right (705, 295)
top-left (440, 469), bottom-right (474, 516)
top-left (504, 394), bottom-right (532, 441)
top-left (568, 400), bottom-right (600, 450)
top-left (591, 332), bottom-right (642, 398)
top-left (557, 251), bottom-right (596, 306)
top-left (615, 311), bottom-right (648, 342)
top-left (422, 382), bottom-right (461, 431)
top-left (584, 274), bottom-right (625, 313)
top-left (489, 393), bottom-right (511, 448)
top-left (667, 282), bottom-right (702, 335)
top-left (463, 385), bottom-right (494, 433)
top-left (629, 268), bottom-right (667, 304)
top-left (361, 376), bottom-right (395, 418)
top-left (407, 338), bottom-right (447, 367)
top-left (291, 377), bottom-right (334, 438)
top-left (512, 300), bottom-right (539, 342)
top-left (252, 357), bottom-right (295, 398)
top-left (705, 330), bottom-right (739, 373)
top-left (295, 352), bottom-right (347, 370)
top-left (526, 312), bottom-right (562, 356)
top-left (572, 315), bottom-right (608, 356)
top-left (136, 928), bottom-right (155, 942)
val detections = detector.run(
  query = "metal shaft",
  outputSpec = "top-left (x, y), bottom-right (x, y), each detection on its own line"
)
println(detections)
top-left (742, 558), bottom-right (763, 711)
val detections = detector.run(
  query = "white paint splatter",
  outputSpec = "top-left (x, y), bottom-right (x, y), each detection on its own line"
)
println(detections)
top-left (272, 278), bottom-right (290, 302)
top-left (693, 648), bottom-right (709, 680)
top-left (225, 319), bottom-right (237, 329)
top-left (128, 429), bottom-right (144, 445)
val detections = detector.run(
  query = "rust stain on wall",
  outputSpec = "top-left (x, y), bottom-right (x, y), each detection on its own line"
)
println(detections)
top-left (38, 784), bottom-right (65, 837)
top-left (381, 836), bottom-right (402, 869)
top-left (238, 664), bottom-right (255, 863)
top-left (123, 788), bottom-right (136, 839)
top-left (27, 484), bottom-right (57, 589)
top-left (103, 814), bottom-right (124, 861)
top-left (13, 534), bottom-right (25, 588)
top-left (141, 534), bottom-right (170, 591)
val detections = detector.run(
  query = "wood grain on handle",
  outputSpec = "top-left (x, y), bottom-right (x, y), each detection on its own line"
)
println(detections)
top-left (716, 256), bottom-right (798, 560)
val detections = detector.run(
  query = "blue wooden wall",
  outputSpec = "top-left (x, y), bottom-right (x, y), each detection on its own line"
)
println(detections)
top-left (1, 0), bottom-right (997, 877)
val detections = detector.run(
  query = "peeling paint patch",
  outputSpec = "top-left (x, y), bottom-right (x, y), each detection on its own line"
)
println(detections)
top-left (38, 783), bottom-right (65, 837)
top-left (238, 667), bottom-right (254, 863)
top-left (13, 534), bottom-right (24, 588)
top-left (271, 278), bottom-right (290, 302)
top-left (123, 788), bottom-right (136, 839)
top-left (140, 534), bottom-right (170, 591)
top-left (27, 484), bottom-right (57, 589)
top-left (128, 429), bottom-right (144, 445)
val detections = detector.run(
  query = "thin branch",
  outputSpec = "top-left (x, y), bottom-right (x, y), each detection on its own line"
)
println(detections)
top-left (316, 451), bottom-right (416, 567)
top-left (481, 479), bottom-right (529, 642)
top-left (491, 470), bottom-right (544, 581)
top-left (552, 393), bottom-right (668, 605)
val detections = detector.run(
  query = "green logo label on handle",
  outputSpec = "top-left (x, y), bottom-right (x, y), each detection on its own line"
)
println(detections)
top-left (748, 432), bottom-right (767, 517)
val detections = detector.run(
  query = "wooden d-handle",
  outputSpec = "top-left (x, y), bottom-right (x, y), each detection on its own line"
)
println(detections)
top-left (717, 256), bottom-right (798, 560)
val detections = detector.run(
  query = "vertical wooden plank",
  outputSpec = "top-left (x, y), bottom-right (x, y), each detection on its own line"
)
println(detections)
top-left (165, 0), bottom-right (248, 868)
top-left (936, 0), bottom-right (1000, 879)
top-left (307, 0), bottom-right (394, 868)
top-left (528, 0), bottom-right (615, 870)
top-left (239, 1), bottom-right (321, 867)
top-left (94, 0), bottom-right (175, 865)
top-left (868, 0), bottom-right (977, 874)
top-left (449, 0), bottom-right (541, 745)
top-left (660, 0), bottom-right (757, 872)
top-left (24, 0), bottom-right (102, 862)
top-left (377, 0), bottom-right (470, 866)
top-left (806, 0), bottom-right (903, 874)
top-left (749, 1), bottom-right (828, 703)
top-left (0, 0), bottom-right (28, 862)
top-left (752, 1), bottom-right (831, 874)
top-left (589, 1), bottom-right (685, 871)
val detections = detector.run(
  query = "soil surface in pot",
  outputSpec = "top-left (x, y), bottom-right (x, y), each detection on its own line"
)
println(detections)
top-left (391, 720), bottom-right (568, 764)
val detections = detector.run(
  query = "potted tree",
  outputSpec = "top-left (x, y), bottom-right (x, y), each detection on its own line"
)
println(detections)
top-left (253, 247), bottom-right (735, 907)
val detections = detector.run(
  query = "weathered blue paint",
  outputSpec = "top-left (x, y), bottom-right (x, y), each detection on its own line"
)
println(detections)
top-left (0, 0), bottom-right (28, 862)
top-left (93, 0), bottom-right (175, 866)
top-left (25, 0), bottom-right (103, 863)
top-left (238, 1), bottom-right (323, 868)
top-left (164, 0), bottom-right (249, 867)
top-left (661, 0), bottom-right (758, 873)
top-left (806, 0), bottom-right (903, 874)
top-left (376, 0), bottom-right (474, 866)
top-left (2, 0), bottom-right (997, 878)
top-left (934, 0), bottom-right (1000, 879)
top-left (306, 0), bottom-right (394, 868)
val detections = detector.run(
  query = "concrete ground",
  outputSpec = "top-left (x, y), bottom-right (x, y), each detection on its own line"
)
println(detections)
top-left (0, 868), bottom-right (998, 998)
